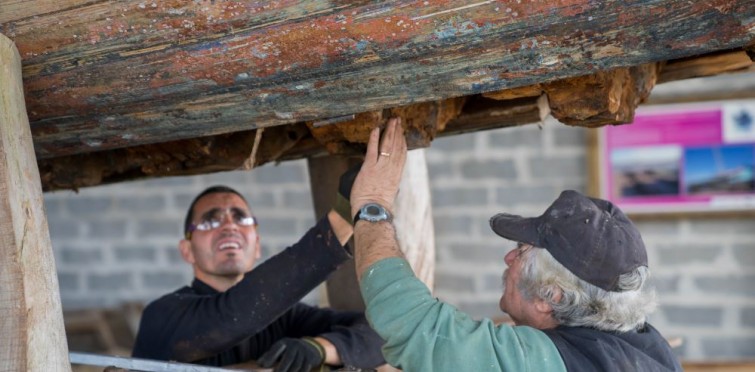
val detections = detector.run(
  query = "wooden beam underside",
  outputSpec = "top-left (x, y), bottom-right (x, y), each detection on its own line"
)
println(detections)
top-left (2, 0), bottom-right (752, 161)
top-left (36, 49), bottom-right (755, 192)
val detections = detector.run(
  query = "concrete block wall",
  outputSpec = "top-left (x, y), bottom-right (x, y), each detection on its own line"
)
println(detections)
top-left (46, 164), bottom-right (321, 309)
top-left (45, 121), bottom-right (755, 361)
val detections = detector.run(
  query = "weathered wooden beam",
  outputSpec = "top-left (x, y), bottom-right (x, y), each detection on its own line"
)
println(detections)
top-left (37, 123), bottom-right (310, 191)
top-left (37, 97), bottom-right (466, 191)
top-left (647, 69), bottom-right (755, 105)
top-left (36, 94), bottom-right (528, 191)
top-left (0, 1), bottom-right (91, 24)
top-left (0, 34), bottom-right (70, 371)
top-left (442, 96), bottom-right (541, 135)
top-left (657, 49), bottom-right (753, 83)
top-left (2, 0), bottom-right (751, 159)
top-left (31, 50), bottom-right (750, 191)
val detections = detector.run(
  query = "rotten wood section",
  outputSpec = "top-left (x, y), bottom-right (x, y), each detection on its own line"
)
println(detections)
top-left (1, 0), bottom-right (752, 162)
top-left (0, 34), bottom-right (70, 371)
top-left (484, 63), bottom-right (661, 127)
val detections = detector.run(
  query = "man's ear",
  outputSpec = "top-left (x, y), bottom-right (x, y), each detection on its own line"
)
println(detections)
top-left (178, 239), bottom-right (195, 264)
top-left (535, 298), bottom-right (553, 314)
top-left (535, 285), bottom-right (563, 314)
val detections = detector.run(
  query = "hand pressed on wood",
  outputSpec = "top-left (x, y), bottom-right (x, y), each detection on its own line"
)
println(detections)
top-left (350, 117), bottom-right (407, 217)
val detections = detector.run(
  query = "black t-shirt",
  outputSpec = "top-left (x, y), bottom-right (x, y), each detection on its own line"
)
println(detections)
top-left (132, 218), bottom-right (384, 368)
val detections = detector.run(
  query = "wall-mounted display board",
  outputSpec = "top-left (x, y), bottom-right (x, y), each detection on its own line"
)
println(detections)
top-left (593, 100), bottom-right (755, 216)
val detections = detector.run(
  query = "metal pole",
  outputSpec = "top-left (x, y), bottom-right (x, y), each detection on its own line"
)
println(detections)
top-left (69, 352), bottom-right (263, 372)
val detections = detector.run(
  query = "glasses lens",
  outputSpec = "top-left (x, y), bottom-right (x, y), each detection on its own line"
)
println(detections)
top-left (194, 220), bottom-right (220, 231)
top-left (236, 216), bottom-right (257, 226)
top-left (191, 208), bottom-right (256, 232)
top-left (230, 209), bottom-right (257, 226)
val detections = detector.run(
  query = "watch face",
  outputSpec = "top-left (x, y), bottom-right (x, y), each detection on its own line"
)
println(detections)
top-left (358, 203), bottom-right (390, 222)
top-left (365, 204), bottom-right (382, 216)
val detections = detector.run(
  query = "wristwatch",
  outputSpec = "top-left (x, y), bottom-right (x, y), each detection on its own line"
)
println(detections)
top-left (354, 203), bottom-right (392, 224)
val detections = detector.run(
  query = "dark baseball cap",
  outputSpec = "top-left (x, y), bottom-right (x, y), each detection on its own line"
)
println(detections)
top-left (489, 190), bottom-right (647, 292)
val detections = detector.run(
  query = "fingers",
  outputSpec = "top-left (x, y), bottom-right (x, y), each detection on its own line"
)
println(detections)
top-left (367, 117), bottom-right (404, 164)
top-left (349, 117), bottom-right (406, 214)
top-left (378, 117), bottom-right (401, 159)
top-left (274, 351), bottom-right (302, 372)
top-left (365, 126), bottom-right (380, 164)
top-left (257, 341), bottom-right (286, 367)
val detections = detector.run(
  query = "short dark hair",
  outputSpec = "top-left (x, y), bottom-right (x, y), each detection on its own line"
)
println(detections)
top-left (183, 185), bottom-right (248, 237)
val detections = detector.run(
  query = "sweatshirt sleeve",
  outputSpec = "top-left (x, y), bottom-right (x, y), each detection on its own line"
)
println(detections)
top-left (132, 217), bottom-right (351, 362)
top-left (360, 257), bottom-right (566, 372)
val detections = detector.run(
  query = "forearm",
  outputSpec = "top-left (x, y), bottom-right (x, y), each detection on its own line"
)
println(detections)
top-left (354, 220), bottom-right (405, 281)
top-left (313, 337), bottom-right (341, 366)
top-left (327, 209), bottom-right (353, 247)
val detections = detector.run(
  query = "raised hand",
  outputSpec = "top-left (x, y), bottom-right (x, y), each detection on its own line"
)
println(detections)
top-left (349, 118), bottom-right (407, 217)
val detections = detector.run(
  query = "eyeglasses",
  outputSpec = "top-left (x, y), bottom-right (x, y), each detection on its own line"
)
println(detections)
top-left (186, 207), bottom-right (258, 239)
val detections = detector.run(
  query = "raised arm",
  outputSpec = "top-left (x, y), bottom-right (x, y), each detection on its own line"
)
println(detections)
top-left (132, 217), bottom-right (351, 362)
top-left (350, 118), bottom-right (408, 279)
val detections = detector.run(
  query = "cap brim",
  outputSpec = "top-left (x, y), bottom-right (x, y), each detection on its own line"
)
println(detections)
top-left (489, 213), bottom-right (542, 247)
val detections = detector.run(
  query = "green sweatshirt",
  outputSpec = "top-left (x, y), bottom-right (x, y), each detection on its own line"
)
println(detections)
top-left (360, 257), bottom-right (566, 372)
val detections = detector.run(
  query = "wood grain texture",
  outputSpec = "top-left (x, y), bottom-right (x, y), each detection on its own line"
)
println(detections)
top-left (0, 33), bottom-right (70, 371)
top-left (393, 149), bottom-right (435, 290)
top-left (657, 50), bottom-right (753, 83)
top-left (2, 0), bottom-right (752, 159)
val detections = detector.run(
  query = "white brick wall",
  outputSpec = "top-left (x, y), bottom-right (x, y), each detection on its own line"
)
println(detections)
top-left (45, 119), bottom-right (755, 361)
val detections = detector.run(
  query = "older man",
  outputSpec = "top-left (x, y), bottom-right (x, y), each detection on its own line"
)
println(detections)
top-left (349, 118), bottom-right (682, 371)
top-left (132, 183), bottom-right (384, 371)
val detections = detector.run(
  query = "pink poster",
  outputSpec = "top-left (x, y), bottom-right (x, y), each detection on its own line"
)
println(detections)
top-left (598, 100), bottom-right (755, 214)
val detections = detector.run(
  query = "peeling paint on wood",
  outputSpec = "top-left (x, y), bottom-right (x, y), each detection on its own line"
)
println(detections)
top-left (1, 0), bottom-right (752, 159)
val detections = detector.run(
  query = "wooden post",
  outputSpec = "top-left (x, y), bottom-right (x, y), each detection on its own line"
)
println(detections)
top-left (393, 149), bottom-right (435, 291)
top-left (0, 34), bottom-right (70, 370)
top-left (307, 155), bottom-right (364, 310)
top-left (307, 149), bottom-right (436, 310)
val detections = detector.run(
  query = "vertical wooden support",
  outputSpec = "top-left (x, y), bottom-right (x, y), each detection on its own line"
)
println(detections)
top-left (393, 149), bottom-right (435, 291)
top-left (307, 150), bottom-right (436, 311)
top-left (308, 155), bottom-right (365, 310)
top-left (0, 34), bottom-right (71, 371)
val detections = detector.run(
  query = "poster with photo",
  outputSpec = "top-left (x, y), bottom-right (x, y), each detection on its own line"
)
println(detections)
top-left (597, 100), bottom-right (755, 214)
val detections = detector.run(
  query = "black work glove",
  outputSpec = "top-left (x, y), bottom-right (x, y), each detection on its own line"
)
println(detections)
top-left (258, 337), bottom-right (326, 372)
top-left (333, 162), bottom-right (362, 225)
